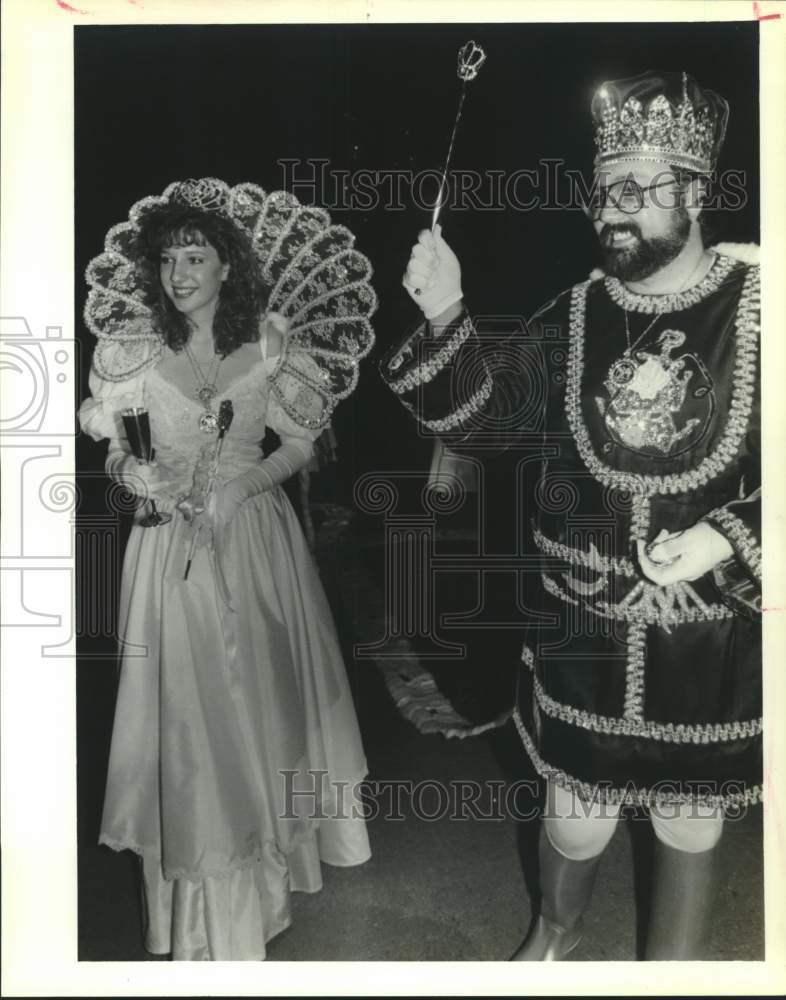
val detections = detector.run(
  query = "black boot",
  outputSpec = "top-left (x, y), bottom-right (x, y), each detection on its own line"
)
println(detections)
top-left (511, 828), bottom-right (603, 961)
top-left (645, 838), bottom-right (718, 960)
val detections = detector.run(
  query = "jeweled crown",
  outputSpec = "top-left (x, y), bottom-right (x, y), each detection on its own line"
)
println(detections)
top-left (592, 71), bottom-right (729, 174)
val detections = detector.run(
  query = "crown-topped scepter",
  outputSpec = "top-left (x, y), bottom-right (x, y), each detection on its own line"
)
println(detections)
top-left (183, 400), bottom-right (235, 582)
top-left (215, 400), bottom-right (234, 458)
top-left (430, 40), bottom-right (487, 231)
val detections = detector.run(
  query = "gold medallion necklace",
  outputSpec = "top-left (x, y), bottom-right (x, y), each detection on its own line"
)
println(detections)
top-left (184, 344), bottom-right (224, 432)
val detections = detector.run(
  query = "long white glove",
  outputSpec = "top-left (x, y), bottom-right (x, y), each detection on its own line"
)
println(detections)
top-left (212, 438), bottom-right (314, 528)
top-left (402, 223), bottom-right (463, 320)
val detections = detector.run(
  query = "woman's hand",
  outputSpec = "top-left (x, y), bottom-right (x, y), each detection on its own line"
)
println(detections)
top-left (636, 523), bottom-right (734, 586)
top-left (108, 452), bottom-right (176, 502)
top-left (177, 493), bottom-right (223, 549)
top-left (402, 223), bottom-right (464, 321)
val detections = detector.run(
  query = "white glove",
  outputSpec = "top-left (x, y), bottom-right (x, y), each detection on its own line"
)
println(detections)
top-left (105, 444), bottom-right (175, 502)
top-left (636, 524), bottom-right (734, 586)
top-left (402, 223), bottom-right (463, 320)
top-left (212, 439), bottom-right (313, 529)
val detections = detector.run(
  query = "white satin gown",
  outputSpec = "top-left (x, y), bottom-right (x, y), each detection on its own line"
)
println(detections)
top-left (79, 338), bottom-right (371, 960)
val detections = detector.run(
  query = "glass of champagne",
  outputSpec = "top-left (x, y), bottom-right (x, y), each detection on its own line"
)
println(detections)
top-left (120, 407), bottom-right (172, 527)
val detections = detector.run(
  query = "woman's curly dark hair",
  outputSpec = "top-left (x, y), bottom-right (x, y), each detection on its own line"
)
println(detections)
top-left (134, 203), bottom-right (269, 357)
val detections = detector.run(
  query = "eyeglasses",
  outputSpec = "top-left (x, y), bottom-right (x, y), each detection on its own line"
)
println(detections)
top-left (586, 178), bottom-right (680, 216)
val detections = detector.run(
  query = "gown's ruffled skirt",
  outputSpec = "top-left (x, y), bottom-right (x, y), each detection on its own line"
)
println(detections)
top-left (100, 487), bottom-right (371, 960)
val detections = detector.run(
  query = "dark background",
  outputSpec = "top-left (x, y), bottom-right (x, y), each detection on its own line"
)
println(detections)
top-left (74, 21), bottom-right (760, 957)
top-left (75, 21), bottom-right (760, 488)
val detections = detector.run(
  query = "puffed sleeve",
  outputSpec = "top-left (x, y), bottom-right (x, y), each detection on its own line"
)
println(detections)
top-left (78, 329), bottom-right (162, 443)
top-left (78, 364), bottom-right (146, 444)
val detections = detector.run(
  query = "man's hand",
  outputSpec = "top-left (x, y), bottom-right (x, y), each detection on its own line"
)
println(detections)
top-left (636, 523), bottom-right (734, 586)
top-left (402, 223), bottom-right (463, 320)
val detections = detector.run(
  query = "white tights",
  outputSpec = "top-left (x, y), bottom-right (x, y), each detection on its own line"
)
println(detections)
top-left (544, 782), bottom-right (724, 861)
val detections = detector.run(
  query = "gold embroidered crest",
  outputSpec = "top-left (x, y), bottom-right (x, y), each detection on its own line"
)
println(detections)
top-left (596, 329), bottom-right (712, 455)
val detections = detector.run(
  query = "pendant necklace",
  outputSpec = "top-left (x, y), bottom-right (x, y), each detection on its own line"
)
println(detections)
top-left (607, 313), bottom-right (660, 389)
top-left (608, 252), bottom-right (713, 391)
top-left (184, 343), bottom-right (224, 432)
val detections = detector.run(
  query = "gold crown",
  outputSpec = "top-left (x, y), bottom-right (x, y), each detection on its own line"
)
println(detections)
top-left (592, 71), bottom-right (729, 174)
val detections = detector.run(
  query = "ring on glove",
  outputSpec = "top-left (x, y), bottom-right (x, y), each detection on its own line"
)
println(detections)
top-left (644, 542), bottom-right (678, 567)
top-left (414, 288), bottom-right (421, 296)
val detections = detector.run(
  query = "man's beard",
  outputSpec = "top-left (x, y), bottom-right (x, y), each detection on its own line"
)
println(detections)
top-left (599, 208), bottom-right (692, 282)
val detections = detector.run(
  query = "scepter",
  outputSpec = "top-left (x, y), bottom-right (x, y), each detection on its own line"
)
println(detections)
top-left (214, 399), bottom-right (235, 462)
top-left (183, 400), bottom-right (234, 581)
top-left (430, 40), bottom-right (488, 232)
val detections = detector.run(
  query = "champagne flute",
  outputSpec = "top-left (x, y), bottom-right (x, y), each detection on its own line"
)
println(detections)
top-left (120, 407), bottom-right (172, 527)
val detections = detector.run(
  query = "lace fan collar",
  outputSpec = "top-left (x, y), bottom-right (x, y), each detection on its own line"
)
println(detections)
top-left (603, 251), bottom-right (738, 314)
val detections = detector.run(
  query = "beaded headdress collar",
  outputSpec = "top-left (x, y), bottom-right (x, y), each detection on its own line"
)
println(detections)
top-left (84, 178), bottom-right (377, 429)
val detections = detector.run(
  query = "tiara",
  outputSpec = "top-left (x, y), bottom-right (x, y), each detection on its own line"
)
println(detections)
top-left (169, 177), bottom-right (230, 214)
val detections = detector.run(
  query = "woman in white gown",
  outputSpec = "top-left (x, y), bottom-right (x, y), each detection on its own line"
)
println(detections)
top-left (79, 178), bottom-right (376, 960)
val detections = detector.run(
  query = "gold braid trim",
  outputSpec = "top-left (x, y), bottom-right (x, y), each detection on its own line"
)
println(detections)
top-left (705, 505), bottom-right (762, 584)
top-left (532, 525), bottom-right (637, 576)
top-left (512, 707), bottom-right (762, 809)
top-left (565, 260), bottom-right (759, 498)
top-left (531, 671), bottom-right (762, 744)
top-left (419, 374), bottom-right (493, 432)
top-left (603, 252), bottom-right (737, 313)
top-left (388, 316), bottom-right (473, 395)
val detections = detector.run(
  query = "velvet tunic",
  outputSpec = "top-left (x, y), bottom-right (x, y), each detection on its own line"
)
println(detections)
top-left (380, 250), bottom-right (761, 809)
